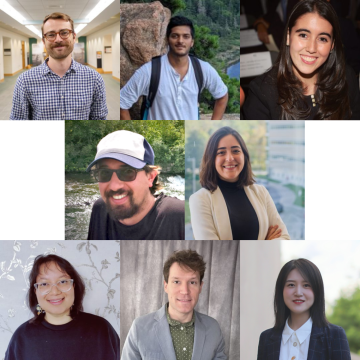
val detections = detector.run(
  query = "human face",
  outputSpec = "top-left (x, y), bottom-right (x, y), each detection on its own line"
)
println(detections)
top-left (283, 269), bottom-right (314, 318)
top-left (168, 26), bottom-right (194, 57)
top-left (97, 158), bottom-right (156, 221)
top-left (287, 12), bottom-right (334, 82)
top-left (43, 19), bottom-right (75, 60)
top-left (215, 134), bottom-right (245, 183)
top-left (35, 262), bottom-right (75, 324)
top-left (164, 262), bottom-right (203, 323)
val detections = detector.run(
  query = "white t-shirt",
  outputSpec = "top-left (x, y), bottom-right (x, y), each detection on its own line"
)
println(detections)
top-left (279, 317), bottom-right (312, 360)
top-left (120, 54), bottom-right (228, 120)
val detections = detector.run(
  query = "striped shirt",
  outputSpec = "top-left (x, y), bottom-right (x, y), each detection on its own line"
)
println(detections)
top-left (10, 59), bottom-right (108, 120)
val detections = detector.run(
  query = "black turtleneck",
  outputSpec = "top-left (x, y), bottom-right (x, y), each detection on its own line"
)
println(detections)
top-left (217, 177), bottom-right (259, 240)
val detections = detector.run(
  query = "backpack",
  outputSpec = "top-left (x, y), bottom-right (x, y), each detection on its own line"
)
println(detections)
top-left (141, 54), bottom-right (204, 120)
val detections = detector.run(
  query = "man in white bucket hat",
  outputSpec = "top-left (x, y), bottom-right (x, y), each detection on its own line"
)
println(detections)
top-left (86, 130), bottom-right (184, 240)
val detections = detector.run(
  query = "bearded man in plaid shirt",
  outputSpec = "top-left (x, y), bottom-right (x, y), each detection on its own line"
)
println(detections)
top-left (10, 12), bottom-right (108, 120)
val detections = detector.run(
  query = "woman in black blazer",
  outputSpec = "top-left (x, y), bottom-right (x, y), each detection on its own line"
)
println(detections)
top-left (257, 258), bottom-right (351, 360)
top-left (243, 0), bottom-right (360, 120)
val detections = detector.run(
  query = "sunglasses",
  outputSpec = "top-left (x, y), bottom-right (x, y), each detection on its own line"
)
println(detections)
top-left (91, 167), bottom-right (143, 182)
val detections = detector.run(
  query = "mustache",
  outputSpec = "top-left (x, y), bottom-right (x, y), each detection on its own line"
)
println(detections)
top-left (105, 188), bottom-right (133, 198)
top-left (52, 43), bottom-right (68, 48)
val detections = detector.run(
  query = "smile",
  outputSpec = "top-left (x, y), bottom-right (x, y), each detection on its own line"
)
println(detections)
top-left (113, 194), bottom-right (127, 200)
top-left (177, 299), bottom-right (191, 302)
top-left (300, 55), bottom-right (317, 64)
top-left (48, 298), bottom-right (65, 305)
top-left (293, 300), bottom-right (305, 304)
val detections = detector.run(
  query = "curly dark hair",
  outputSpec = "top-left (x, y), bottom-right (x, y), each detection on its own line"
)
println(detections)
top-left (276, 0), bottom-right (350, 119)
top-left (27, 254), bottom-right (85, 324)
top-left (166, 16), bottom-right (195, 39)
top-left (163, 249), bottom-right (206, 284)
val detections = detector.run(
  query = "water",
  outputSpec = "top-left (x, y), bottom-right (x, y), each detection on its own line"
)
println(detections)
top-left (227, 61), bottom-right (240, 79)
top-left (65, 173), bottom-right (185, 240)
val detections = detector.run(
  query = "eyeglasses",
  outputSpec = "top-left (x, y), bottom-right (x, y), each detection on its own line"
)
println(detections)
top-left (43, 29), bottom-right (73, 41)
top-left (34, 279), bottom-right (74, 295)
top-left (91, 167), bottom-right (143, 182)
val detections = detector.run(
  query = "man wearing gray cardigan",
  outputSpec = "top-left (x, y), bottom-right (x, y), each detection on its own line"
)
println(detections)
top-left (121, 250), bottom-right (227, 360)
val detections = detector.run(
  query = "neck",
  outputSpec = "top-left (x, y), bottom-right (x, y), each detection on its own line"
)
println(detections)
top-left (44, 312), bottom-right (72, 325)
top-left (168, 304), bottom-right (193, 323)
top-left (47, 55), bottom-right (72, 78)
top-left (288, 312), bottom-right (310, 331)
top-left (119, 193), bottom-right (156, 226)
top-left (293, 65), bottom-right (317, 95)
top-left (167, 52), bottom-right (189, 68)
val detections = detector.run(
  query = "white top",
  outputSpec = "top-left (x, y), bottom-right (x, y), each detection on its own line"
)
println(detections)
top-left (279, 317), bottom-right (313, 360)
top-left (120, 54), bottom-right (228, 120)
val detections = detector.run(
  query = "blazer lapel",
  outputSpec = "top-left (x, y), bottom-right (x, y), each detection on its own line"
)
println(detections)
top-left (191, 311), bottom-right (205, 360)
top-left (308, 326), bottom-right (325, 360)
top-left (154, 306), bottom-right (177, 360)
top-left (267, 330), bottom-right (282, 360)
top-left (212, 187), bottom-right (233, 240)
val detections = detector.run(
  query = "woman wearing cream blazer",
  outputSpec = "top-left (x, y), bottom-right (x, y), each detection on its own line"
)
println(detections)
top-left (189, 126), bottom-right (290, 240)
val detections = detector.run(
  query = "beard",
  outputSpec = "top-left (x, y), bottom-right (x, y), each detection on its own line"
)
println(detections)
top-left (169, 44), bottom-right (190, 57)
top-left (105, 188), bottom-right (142, 221)
top-left (46, 40), bottom-right (74, 60)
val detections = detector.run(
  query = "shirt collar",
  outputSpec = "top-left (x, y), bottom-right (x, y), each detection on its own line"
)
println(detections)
top-left (42, 57), bottom-right (78, 76)
top-left (165, 302), bottom-right (195, 328)
top-left (282, 317), bottom-right (313, 345)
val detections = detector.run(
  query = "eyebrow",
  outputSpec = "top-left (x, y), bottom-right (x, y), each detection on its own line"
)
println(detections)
top-left (286, 279), bottom-right (309, 282)
top-left (217, 146), bottom-right (241, 150)
top-left (171, 276), bottom-right (198, 280)
top-left (38, 275), bottom-right (70, 281)
top-left (98, 163), bottom-right (127, 169)
top-left (295, 28), bottom-right (332, 38)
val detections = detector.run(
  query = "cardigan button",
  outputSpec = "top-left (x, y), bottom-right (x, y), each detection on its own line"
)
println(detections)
top-left (291, 357), bottom-right (296, 360)
top-left (293, 342), bottom-right (297, 347)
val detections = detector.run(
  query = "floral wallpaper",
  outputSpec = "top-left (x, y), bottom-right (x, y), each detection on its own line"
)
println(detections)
top-left (0, 240), bottom-right (120, 360)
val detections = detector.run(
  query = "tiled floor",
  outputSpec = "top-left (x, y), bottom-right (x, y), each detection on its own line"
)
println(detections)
top-left (0, 69), bottom-right (120, 120)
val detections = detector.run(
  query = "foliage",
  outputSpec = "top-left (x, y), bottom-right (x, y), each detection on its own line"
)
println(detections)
top-left (328, 287), bottom-right (360, 354)
top-left (192, 25), bottom-right (218, 60)
top-left (65, 121), bottom-right (185, 174)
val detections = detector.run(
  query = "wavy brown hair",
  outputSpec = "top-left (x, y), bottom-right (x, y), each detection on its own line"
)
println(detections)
top-left (276, 0), bottom-right (350, 119)
top-left (27, 254), bottom-right (85, 325)
top-left (199, 126), bottom-right (255, 192)
top-left (163, 249), bottom-right (206, 283)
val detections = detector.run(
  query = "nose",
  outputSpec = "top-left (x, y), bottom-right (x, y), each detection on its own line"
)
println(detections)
top-left (294, 285), bottom-right (303, 296)
top-left (54, 33), bottom-right (63, 42)
top-left (49, 283), bottom-right (62, 295)
top-left (108, 171), bottom-right (124, 190)
top-left (225, 151), bottom-right (234, 161)
top-left (180, 282), bottom-right (190, 294)
top-left (306, 38), bottom-right (317, 53)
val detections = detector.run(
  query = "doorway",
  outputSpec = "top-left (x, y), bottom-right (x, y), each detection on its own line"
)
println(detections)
top-left (21, 41), bottom-right (25, 69)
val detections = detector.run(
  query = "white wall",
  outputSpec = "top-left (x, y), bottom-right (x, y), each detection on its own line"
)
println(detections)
top-left (3, 37), bottom-right (11, 75)
top-left (86, 21), bottom-right (120, 79)
top-left (103, 34), bottom-right (112, 72)
top-left (0, 26), bottom-right (30, 78)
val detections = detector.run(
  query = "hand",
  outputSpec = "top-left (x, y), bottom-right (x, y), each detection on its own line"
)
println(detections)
top-left (265, 225), bottom-right (282, 240)
top-left (256, 23), bottom-right (270, 44)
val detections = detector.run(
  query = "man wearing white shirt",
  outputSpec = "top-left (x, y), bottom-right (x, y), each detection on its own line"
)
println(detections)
top-left (120, 16), bottom-right (228, 120)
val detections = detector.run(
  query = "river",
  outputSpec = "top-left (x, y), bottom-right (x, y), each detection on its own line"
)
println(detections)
top-left (65, 173), bottom-right (185, 240)
top-left (227, 61), bottom-right (240, 79)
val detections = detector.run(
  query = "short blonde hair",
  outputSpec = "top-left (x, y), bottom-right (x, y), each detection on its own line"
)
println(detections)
top-left (42, 12), bottom-right (74, 36)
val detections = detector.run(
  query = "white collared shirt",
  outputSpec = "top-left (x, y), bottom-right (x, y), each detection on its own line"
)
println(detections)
top-left (279, 317), bottom-right (313, 360)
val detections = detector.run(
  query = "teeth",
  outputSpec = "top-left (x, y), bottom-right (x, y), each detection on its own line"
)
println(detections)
top-left (113, 194), bottom-right (126, 200)
top-left (301, 55), bottom-right (317, 62)
top-left (224, 166), bottom-right (236, 168)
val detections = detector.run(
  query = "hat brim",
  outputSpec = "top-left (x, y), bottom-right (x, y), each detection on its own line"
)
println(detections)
top-left (86, 152), bottom-right (147, 172)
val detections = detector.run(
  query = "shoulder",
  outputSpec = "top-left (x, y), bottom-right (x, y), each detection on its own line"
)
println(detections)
top-left (17, 64), bottom-right (44, 82)
top-left (345, 64), bottom-right (358, 90)
top-left (76, 311), bottom-right (112, 326)
top-left (73, 61), bottom-right (103, 80)
top-left (249, 66), bottom-right (277, 93)
top-left (156, 193), bottom-right (184, 214)
top-left (189, 187), bottom-right (215, 205)
top-left (324, 323), bottom-right (348, 338)
top-left (132, 308), bottom-right (159, 329)
top-left (196, 310), bottom-right (221, 328)
top-left (92, 197), bottom-right (106, 211)
top-left (258, 327), bottom-right (279, 344)
top-left (11, 319), bottom-right (34, 335)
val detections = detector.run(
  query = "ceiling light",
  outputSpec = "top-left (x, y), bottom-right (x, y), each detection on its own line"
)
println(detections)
top-left (74, 24), bottom-right (87, 33)
top-left (85, 0), bottom-right (115, 22)
top-left (0, 0), bottom-right (26, 23)
top-left (25, 25), bottom-right (42, 39)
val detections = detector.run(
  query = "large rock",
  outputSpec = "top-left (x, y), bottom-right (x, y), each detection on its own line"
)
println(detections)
top-left (120, 2), bottom-right (171, 119)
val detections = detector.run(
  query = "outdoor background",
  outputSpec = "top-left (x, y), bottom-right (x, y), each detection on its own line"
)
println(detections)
top-left (185, 120), bottom-right (305, 240)
top-left (0, 240), bottom-right (120, 360)
top-left (240, 240), bottom-right (360, 360)
top-left (120, 240), bottom-right (239, 359)
top-left (65, 120), bottom-right (185, 240)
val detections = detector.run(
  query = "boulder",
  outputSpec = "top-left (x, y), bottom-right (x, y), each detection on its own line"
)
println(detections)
top-left (120, 2), bottom-right (171, 119)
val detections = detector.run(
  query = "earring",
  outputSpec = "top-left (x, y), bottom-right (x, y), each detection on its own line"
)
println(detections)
top-left (36, 304), bottom-right (45, 315)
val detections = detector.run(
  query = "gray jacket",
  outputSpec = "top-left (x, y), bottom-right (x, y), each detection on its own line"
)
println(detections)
top-left (121, 304), bottom-right (227, 360)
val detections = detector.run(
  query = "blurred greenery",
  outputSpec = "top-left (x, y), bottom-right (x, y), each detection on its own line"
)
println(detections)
top-left (328, 287), bottom-right (360, 354)
top-left (65, 120), bottom-right (185, 174)
top-left (284, 184), bottom-right (305, 208)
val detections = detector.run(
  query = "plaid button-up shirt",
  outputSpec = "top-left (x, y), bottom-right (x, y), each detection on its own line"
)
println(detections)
top-left (10, 59), bottom-right (108, 120)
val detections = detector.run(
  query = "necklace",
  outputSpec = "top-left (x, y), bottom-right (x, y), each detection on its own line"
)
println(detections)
top-left (311, 94), bottom-right (316, 107)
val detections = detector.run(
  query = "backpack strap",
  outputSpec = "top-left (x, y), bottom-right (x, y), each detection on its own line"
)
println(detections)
top-left (189, 55), bottom-right (204, 103)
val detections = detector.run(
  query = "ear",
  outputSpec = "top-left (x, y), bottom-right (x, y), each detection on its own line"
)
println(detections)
top-left (164, 280), bottom-right (168, 294)
top-left (73, 32), bottom-right (76, 41)
top-left (331, 40), bottom-right (335, 52)
top-left (199, 280), bottom-right (204, 294)
top-left (191, 38), bottom-right (194, 48)
top-left (146, 169), bottom-right (158, 187)
top-left (286, 29), bottom-right (290, 46)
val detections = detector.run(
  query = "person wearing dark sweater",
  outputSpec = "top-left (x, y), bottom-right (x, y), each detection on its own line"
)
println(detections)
top-left (86, 130), bottom-right (185, 240)
top-left (5, 254), bottom-right (120, 360)
top-left (244, 0), bottom-right (360, 120)
top-left (189, 126), bottom-right (290, 240)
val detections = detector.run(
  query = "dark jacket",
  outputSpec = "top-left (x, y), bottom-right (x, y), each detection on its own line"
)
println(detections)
top-left (257, 323), bottom-right (351, 360)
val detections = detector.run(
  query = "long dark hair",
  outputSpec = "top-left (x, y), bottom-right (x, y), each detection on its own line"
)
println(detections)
top-left (276, 0), bottom-right (350, 119)
top-left (274, 258), bottom-right (329, 330)
top-left (27, 254), bottom-right (85, 324)
top-left (199, 126), bottom-right (255, 192)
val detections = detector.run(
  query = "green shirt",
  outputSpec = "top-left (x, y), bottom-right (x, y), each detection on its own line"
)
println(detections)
top-left (166, 303), bottom-right (195, 360)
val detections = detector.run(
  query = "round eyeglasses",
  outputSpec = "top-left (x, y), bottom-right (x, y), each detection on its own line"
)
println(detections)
top-left (34, 279), bottom-right (74, 295)
top-left (43, 29), bottom-right (73, 42)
